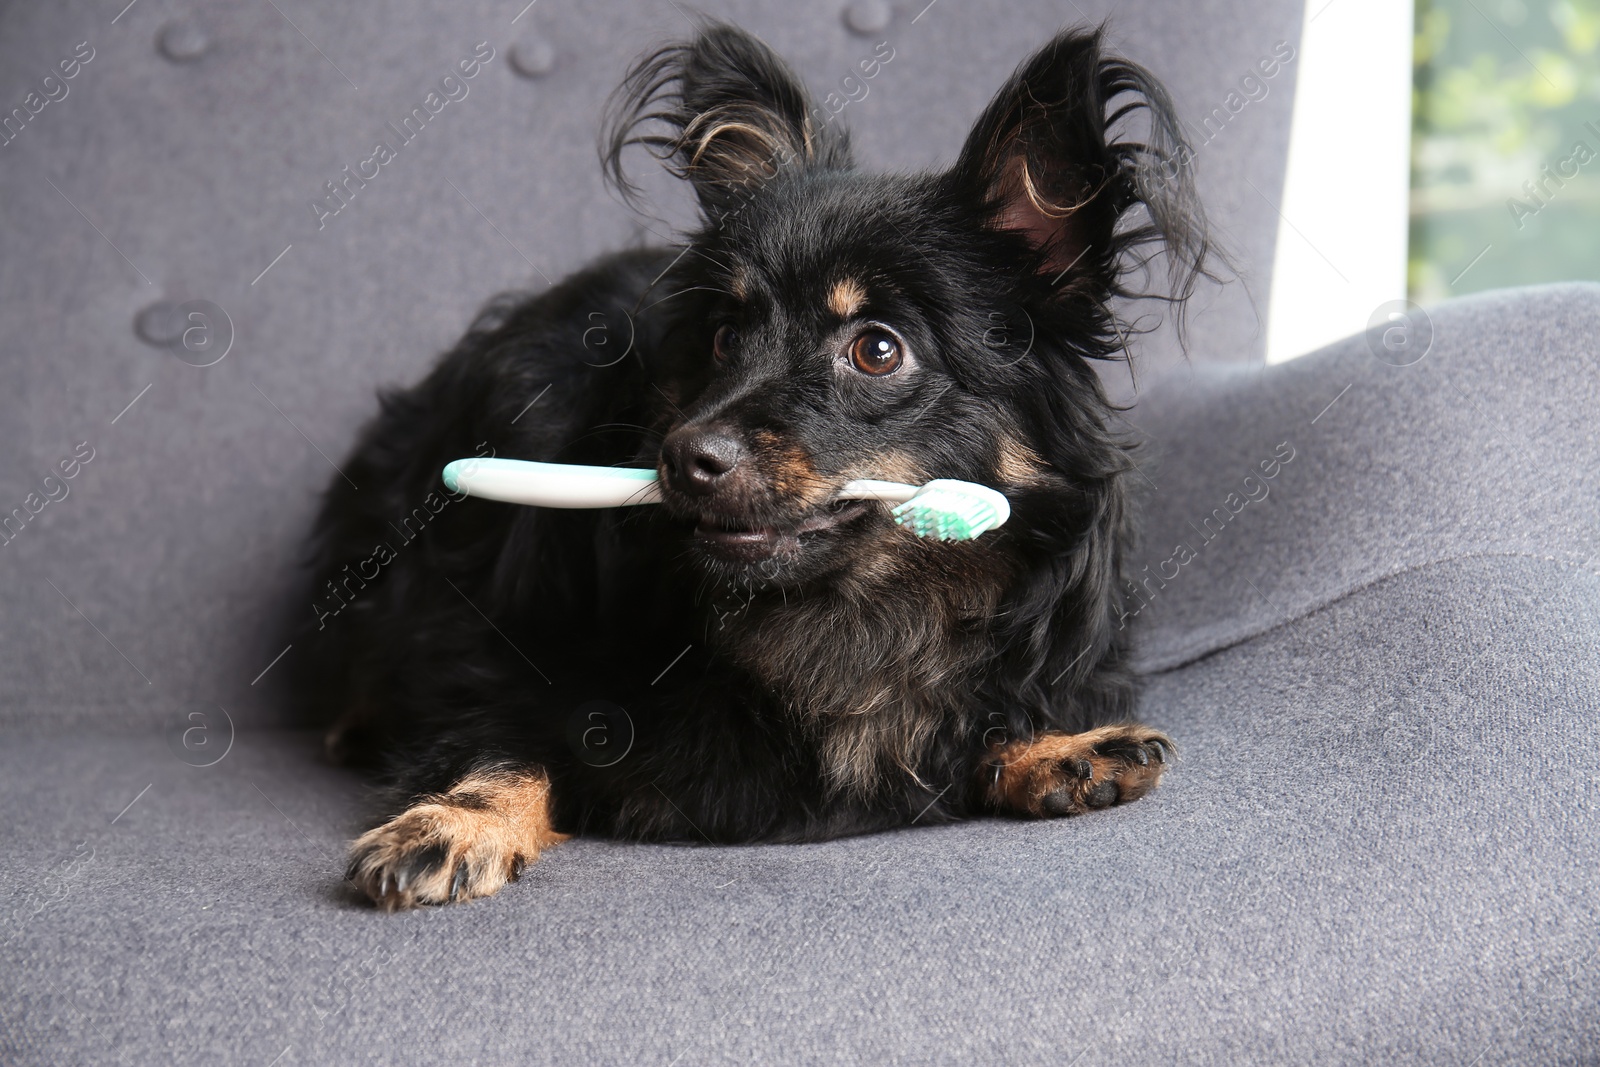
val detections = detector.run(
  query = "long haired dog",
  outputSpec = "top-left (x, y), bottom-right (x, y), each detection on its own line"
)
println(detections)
top-left (308, 22), bottom-right (1212, 908)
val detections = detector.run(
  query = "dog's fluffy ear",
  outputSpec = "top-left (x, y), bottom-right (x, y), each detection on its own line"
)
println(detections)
top-left (604, 22), bottom-right (851, 220)
top-left (949, 26), bottom-right (1211, 304)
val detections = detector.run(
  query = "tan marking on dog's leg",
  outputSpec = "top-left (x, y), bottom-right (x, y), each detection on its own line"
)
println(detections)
top-left (988, 724), bottom-right (1172, 817)
top-left (347, 769), bottom-right (568, 910)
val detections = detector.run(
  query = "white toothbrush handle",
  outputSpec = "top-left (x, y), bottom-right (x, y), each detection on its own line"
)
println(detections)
top-left (443, 458), bottom-right (662, 508)
top-left (443, 460), bottom-right (921, 510)
top-left (837, 479), bottom-right (920, 504)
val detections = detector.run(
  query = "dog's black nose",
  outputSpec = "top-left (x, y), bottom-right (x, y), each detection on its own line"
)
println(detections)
top-left (661, 425), bottom-right (747, 497)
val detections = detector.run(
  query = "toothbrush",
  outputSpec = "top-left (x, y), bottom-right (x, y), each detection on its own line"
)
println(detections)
top-left (441, 457), bottom-right (1010, 541)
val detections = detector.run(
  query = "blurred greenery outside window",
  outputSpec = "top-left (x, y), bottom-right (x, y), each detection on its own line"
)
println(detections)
top-left (1411, 0), bottom-right (1600, 301)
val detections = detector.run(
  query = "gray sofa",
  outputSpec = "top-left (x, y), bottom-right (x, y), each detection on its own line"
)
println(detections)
top-left (3, 1), bottom-right (1596, 1063)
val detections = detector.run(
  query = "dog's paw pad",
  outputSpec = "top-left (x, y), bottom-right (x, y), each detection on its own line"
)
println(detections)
top-left (994, 725), bottom-right (1173, 818)
top-left (1045, 776), bottom-right (1119, 812)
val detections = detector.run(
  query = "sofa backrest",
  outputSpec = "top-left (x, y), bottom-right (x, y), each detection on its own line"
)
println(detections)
top-left (0, 0), bottom-right (1303, 730)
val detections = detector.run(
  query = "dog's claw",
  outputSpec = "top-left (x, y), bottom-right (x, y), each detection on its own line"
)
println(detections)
top-left (1131, 746), bottom-right (1150, 766)
top-left (1071, 758), bottom-right (1093, 780)
top-left (345, 772), bottom-right (561, 909)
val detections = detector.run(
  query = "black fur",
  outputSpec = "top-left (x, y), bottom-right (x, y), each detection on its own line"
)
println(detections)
top-left (304, 23), bottom-right (1212, 868)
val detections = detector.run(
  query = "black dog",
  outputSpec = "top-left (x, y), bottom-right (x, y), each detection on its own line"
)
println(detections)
top-left (306, 22), bottom-right (1213, 908)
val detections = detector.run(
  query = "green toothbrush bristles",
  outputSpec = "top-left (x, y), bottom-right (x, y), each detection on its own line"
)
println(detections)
top-left (889, 480), bottom-right (1011, 541)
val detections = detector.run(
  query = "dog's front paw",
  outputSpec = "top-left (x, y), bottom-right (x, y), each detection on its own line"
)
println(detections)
top-left (989, 724), bottom-right (1173, 817)
top-left (346, 772), bottom-right (565, 910)
top-left (346, 803), bottom-right (521, 909)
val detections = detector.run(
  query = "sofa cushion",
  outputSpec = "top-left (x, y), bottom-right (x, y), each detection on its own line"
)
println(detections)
top-left (1127, 282), bottom-right (1600, 672)
top-left (2, 549), bottom-right (1596, 1064)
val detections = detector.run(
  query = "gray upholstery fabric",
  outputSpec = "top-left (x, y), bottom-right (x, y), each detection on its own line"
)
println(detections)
top-left (8, 0), bottom-right (1599, 1062)
top-left (0, 0), bottom-right (1302, 730)
top-left (3, 561), bottom-right (1597, 1064)
top-left (1127, 282), bottom-right (1600, 672)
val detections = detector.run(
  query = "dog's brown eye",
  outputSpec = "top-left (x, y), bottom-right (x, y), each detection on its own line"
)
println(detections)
top-left (849, 328), bottom-right (902, 376)
top-left (713, 323), bottom-right (739, 362)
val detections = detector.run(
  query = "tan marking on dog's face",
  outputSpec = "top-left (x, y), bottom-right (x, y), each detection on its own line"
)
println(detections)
top-left (728, 268), bottom-right (749, 301)
top-left (988, 725), bottom-right (1171, 816)
top-left (844, 450), bottom-right (927, 488)
top-left (835, 528), bottom-right (917, 589)
top-left (347, 770), bottom-right (568, 910)
top-left (995, 434), bottom-right (1046, 486)
top-left (751, 429), bottom-right (830, 506)
top-left (833, 451), bottom-right (931, 587)
top-left (827, 278), bottom-right (868, 319)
